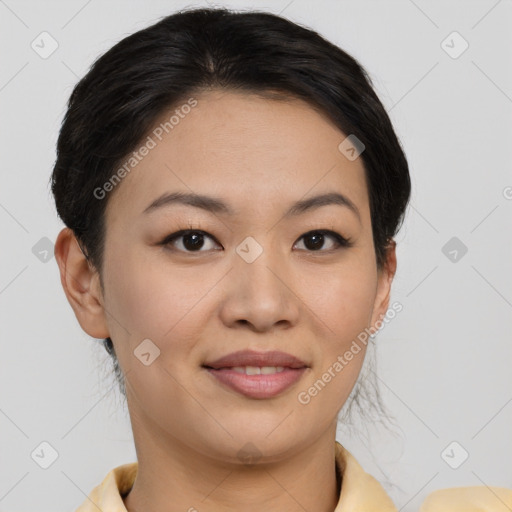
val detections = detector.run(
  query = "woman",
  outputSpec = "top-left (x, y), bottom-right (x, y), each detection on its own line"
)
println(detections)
top-left (51, 6), bottom-right (512, 511)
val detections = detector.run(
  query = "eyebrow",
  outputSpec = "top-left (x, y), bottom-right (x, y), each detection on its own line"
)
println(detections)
top-left (142, 191), bottom-right (361, 223)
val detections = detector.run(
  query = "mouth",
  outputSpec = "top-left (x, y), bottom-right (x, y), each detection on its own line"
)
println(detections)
top-left (202, 350), bottom-right (309, 399)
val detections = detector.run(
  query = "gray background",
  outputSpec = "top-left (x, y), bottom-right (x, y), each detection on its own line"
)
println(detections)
top-left (1, 0), bottom-right (511, 510)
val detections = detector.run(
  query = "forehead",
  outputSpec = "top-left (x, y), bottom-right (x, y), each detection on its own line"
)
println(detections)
top-left (104, 89), bottom-right (369, 224)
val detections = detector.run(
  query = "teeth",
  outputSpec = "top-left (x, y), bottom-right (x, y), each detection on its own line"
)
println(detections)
top-left (230, 366), bottom-right (285, 375)
top-left (261, 366), bottom-right (285, 374)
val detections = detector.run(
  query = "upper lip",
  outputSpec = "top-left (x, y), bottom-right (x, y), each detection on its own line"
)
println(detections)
top-left (203, 350), bottom-right (308, 369)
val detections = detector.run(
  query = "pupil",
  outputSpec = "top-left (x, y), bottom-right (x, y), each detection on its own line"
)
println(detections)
top-left (305, 233), bottom-right (324, 250)
top-left (184, 233), bottom-right (204, 251)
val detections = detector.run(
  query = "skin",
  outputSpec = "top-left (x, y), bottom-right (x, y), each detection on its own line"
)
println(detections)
top-left (55, 89), bottom-right (396, 512)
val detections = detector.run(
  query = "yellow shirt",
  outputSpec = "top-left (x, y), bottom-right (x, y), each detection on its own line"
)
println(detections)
top-left (74, 441), bottom-right (512, 511)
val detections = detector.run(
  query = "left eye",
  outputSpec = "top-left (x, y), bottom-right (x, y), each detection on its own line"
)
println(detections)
top-left (160, 229), bottom-right (351, 253)
top-left (294, 230), bottom-right (351, 251)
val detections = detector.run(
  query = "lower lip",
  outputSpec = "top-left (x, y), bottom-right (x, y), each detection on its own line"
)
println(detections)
top-left (204, 367), bottom-right (307, 399)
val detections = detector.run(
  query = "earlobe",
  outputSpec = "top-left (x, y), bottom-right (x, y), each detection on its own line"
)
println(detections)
top-left (54, 227), bottom-right (110, 339)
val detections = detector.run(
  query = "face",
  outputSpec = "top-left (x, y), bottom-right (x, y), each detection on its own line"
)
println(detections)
top-left (57, 89), bottom-right (395, 464)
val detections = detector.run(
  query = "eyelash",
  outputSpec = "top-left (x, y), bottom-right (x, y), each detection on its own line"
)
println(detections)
top-left (158, 226), bottom-right (353, 254)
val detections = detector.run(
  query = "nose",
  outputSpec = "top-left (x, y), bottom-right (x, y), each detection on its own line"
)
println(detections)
top-left (218, 242), bottom-right (301, 333)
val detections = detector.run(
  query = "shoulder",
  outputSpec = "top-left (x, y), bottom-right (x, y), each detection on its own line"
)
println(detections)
top-left (420, 485), bottom-right (512, 511)
top-left (335, 442), bottom-right (512, 511)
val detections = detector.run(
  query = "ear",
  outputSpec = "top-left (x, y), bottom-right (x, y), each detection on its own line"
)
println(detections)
top-left (54, 227), bottom-right (110, 339)
top-left (369, 239), bottom-right (397, 330)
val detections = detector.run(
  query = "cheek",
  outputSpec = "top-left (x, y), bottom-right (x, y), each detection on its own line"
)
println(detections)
top-left (102, 243), bottom-right (212, 352)
top-left (296, 256), bottom-right (376, 410)
top-left (294, 266), bottom-right (374, 423)
top-left (303, 258), bottom-right (377, 343)
top-left (102, 249), bottom-right (212, 408)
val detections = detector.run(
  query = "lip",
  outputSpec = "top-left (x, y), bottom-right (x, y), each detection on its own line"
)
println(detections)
top-left (203, 349), bottom-right (308, 369)
top-left (202, 350), bottom-right (309, 400)
top-left (205, 367), bottom-right (307, 399)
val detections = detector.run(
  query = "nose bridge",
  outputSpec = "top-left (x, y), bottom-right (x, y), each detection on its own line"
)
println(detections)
top-left (234, 233), bottom-right (285, 295)
top-left (219, 233), bottom-right (299, 331)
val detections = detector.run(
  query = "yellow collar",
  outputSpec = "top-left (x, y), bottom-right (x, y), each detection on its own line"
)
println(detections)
top-left (334, 441), bottom-right (397, 510)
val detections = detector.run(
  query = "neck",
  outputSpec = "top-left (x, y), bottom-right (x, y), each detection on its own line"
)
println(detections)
top-left (123, 415), bottom-right (341, 512)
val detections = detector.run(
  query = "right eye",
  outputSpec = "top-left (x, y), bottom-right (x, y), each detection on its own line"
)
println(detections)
top-left (159, 229), bottom-right (222, 253)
